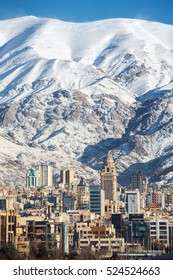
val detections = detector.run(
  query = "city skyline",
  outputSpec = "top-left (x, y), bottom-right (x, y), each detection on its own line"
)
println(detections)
top-left (1, 152), bottom-right (173, 261)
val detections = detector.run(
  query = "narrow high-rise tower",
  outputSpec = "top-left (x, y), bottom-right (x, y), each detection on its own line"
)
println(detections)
top-left (60, 169), bottom-right (74, 188)
top-left (101, 152), bottom-right (117, 202)
top-left (39, 164), bottom-right (53, 187)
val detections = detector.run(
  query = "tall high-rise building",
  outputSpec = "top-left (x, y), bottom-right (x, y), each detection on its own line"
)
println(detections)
top-left (125, 189), bottom-right (140, 214)
top-left (39, 164), bottom-right (53, 187)
top-left (89, 185), bottom-right (105, 216)
top-left (60, 169), bottom-right (74, 188)
top-left (26, 168), bottom-right (41, 188)
top-left (132, 171), bottom-right (143, 190)
top-left (132, 171), bottom-right (148, 193)
top-left (101, 152), bottom-right (117, 202)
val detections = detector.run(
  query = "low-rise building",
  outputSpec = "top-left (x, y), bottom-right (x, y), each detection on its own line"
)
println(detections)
top-left (79, 237), bottom-right (124, 255)
top-left (26, 219), bottom-right (63, 254)
top-left (149, 217), bottom-right (169, 249)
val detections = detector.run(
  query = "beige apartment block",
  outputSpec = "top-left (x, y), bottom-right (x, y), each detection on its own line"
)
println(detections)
top-left (76, 220), bottom-right (116, 240)
top-left (79, 237), bottom-right (124, 255)
top-left (0, 210), bottom-right (21, 246)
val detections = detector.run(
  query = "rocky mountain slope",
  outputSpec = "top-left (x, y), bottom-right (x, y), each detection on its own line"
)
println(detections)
top-left (0, 16), bottom-right (173, 186)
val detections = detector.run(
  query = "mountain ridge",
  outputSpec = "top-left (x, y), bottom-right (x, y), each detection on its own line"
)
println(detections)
top-left (0, 16), bottom-right (173, 187)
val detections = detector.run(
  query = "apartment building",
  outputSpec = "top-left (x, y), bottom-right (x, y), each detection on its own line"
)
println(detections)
top-left (149, 217), bottom-right (169, 246)
top-left (79, 238), bottom-right (124, 255)
top-left (26, 219), bottom-right (63, 253)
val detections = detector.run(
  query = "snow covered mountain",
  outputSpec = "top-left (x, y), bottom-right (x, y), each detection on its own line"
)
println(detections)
top-left (0, 16), bottom-right (173, 186)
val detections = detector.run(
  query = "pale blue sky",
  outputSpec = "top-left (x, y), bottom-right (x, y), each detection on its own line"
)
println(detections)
top-left (0, 0), bottom-right (172, 25)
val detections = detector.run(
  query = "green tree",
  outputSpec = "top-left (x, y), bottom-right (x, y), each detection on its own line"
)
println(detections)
top-left (66, 249), bottom-right (78, 260)
top-left (51, 248), bottom-right (65, 260)
top-left (36, 243), bottom-right (49, 259)
top-left (76, 248), bottom-right (99, 260)
top-left (29, 243), bottom-right (49, 260)
top-left (0, 243), bottom-right (21, 260)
